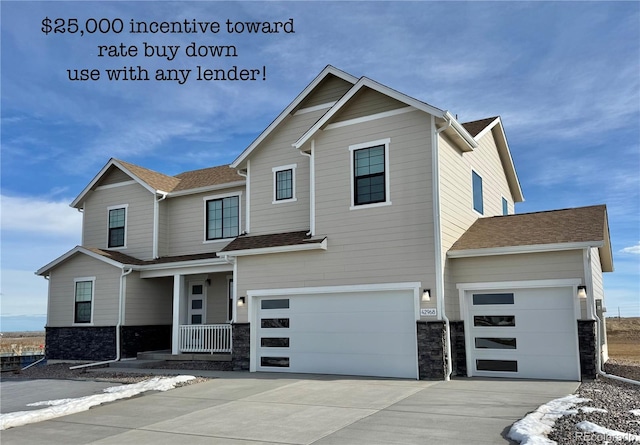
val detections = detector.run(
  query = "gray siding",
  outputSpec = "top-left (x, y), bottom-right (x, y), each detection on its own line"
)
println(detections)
top-left (296, 75), bottom-right (353, 109)
top-left (248, 111), bottom-right (323, 235)
top-left (47, 254), bottom-right (121, 327)
top-left (124, 273), bottom-right (173, 325)
top-left (332, 88), bottom-right (406, 123)
top-left (236, 109), bottom-right (437, 322)
top-left (205, 272), bottom-right (232, 323)
top-left (82, 182), bottom-right (154, 259)
top-left (98, 166), bottom-right (133, 186)
top-left (165, 187), bottom-right (244, 256)
top-left (449, 250), bottom-right (585, 319)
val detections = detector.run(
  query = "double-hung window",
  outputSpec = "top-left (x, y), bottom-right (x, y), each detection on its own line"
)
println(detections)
top-left (350, 138), bottom-right (390, 209)
top-left (472, 171), bottom-right (484, 215)
top-left (272, 164), bottom-right (296, 203)
top-left (74, 277), bottom-right (95, 324)
top-left (206, 195), bottom-right (239, 240)
top-left (107, 205), bottom-right (127, 248)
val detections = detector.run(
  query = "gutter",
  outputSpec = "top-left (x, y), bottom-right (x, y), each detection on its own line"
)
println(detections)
top-left (433, 114), bottom-right (453, 381)
top-left (70, 266), bottom-right (134, 370)
top-left (585, 250), bottom-right (640, 386)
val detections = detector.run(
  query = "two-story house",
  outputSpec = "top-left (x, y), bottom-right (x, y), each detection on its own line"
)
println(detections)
top-left (37, 66), bottom-right (612, 381)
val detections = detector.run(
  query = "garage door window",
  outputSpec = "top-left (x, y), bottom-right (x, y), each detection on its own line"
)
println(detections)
top-left (261, 299), bottom-right (290, 309)
top-left (261, 357), bottom-right (290, 367)
top-left (475, 337), bottom-right (517, 349)
top-left (261, 318), bottom-right (289, 328)
top-left (473, 315), bottom-right (515, 327)
top-left (261, 338), bottom-right (290, 348)
top-left (472, 293), bottom-right (514, 305)
top-left (477, 359), bottom-right (518, 372)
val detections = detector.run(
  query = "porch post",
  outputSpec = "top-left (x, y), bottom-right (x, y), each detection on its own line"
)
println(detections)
top-left (172, 274), bottom-right (183, 354)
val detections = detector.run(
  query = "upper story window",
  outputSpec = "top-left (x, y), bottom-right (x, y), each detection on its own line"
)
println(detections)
top-left (74, 277), bottom-right (95, 324)
top-left (472, 171), bottom-right (484, 215)
top-left (502, 197), bottom-right (509, 216)
top-left (272, 164), bottom-right (297, 203)
top-left (107, 205), bottom-right (127, 248)
top-left (205, 194), bottom-right (240, 240)
top-left (350, 138), bottom-right (391, 209)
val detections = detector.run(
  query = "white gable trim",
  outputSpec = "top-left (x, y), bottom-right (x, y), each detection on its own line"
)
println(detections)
top-left (36, 246), bottom-right (124, 276)
top-left (294, 101), bottom-right (337, 116)
top-left (473, 117), bottom-right (500, 141)
top-left (94, 180), bottom-right (137, 191)
top-left (447, 241), bottom-right (604, 259)
top-left (325, 106), bottom-right (417, 131)
top-left (230, 66), bottom-right (358, 168)
top-left (70, 159), bottom-right (159, 208)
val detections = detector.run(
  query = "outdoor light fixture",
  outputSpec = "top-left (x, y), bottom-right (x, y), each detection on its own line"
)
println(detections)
top-left (205, 279), bottom-right (211, 286)
top-left (238, 296), bottom-right (246, 306)
top-left (422, 289), bottom-right (431, 301)
top-left (577, 285), bottom-right (587, 298)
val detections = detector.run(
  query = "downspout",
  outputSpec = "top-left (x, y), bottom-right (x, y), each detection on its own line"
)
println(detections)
top-left (70, 266), bottom-right (134, 370)
top-left (153, 192), bottom-right (168, 259)
top-left (433, 113), bottom-right (453, 380)
top-left (298, 140), bottom-right (315, 236)
top-left (585, 250), bottom-right (640, 386)
top-left (237, 162), bottom-right (250, 233)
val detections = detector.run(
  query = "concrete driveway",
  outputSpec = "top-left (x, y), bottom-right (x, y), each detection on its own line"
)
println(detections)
top-left (1, 371), bottom-right (578, 445)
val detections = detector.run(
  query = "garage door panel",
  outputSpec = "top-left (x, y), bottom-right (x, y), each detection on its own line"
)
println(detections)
top-left (256, 289), bottom-right (418, 379)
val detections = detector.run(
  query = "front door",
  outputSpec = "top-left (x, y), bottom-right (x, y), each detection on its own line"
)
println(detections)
top-left (188, 281), bottom-right (206, 325)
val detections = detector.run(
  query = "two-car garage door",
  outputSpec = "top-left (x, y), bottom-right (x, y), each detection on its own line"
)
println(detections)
top-left (464, 286), bottom-right (580, 381)
top-left (253, 289), bottom-right (418, 379)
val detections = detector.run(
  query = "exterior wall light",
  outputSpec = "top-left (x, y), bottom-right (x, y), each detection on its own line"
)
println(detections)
top-left (422, 289), bottom-right (431, 301)
top-left (577, 285), bottom-right (587, 298)
top-left (237, 296), bottom-right (246, 306)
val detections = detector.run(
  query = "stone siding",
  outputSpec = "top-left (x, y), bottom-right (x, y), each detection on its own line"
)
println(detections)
top-left (578, 320), bottom-right (597, 380)
top-left (416, 321), bottom-right (446, 380)
top-left (46, 326), bottom-right (116, 361)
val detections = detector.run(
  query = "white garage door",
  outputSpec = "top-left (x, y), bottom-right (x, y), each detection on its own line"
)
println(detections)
top-left (255, 290), bottom-right (418, 379)
top-left (465, 287), bottom-right (580, 380)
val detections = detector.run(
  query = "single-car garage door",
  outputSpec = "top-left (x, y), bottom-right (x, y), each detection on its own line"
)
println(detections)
top-left (254, 289), bottom-right (418, 379)
top-left (464, 287), bottom-right (580, 380)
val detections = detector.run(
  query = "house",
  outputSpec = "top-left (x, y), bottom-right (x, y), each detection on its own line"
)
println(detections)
top-left (37, 65), bottom-right (612, 381)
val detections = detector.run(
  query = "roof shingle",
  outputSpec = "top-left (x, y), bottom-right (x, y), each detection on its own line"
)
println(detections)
top-left (461, 116), bottom-right (499, 138)
top-left (221, 231), bottom-right (324, 252)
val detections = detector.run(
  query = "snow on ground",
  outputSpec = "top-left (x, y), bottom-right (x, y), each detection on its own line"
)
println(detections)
top-left (0, 375), bottom-right (195, 430)
top-left (630, 409), bottom-right (640, 416)
top-left (576, 421), bottom-right (640, 442)
top-left (578, 407), bottom-right (608, 414)
top-left (507, 394), bottom-right (590, 445)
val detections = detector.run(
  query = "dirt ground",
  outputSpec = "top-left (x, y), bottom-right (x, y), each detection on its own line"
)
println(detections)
top-left (605, 317), bottom-right (640, 362)
top-left (1, 318), bottom-right (638, 362)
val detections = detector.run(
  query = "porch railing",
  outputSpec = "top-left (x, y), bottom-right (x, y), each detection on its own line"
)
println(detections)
top-left (179, 324), bottom-right (232, 354)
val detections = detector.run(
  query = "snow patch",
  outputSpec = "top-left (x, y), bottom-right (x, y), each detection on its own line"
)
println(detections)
top-left (576, 421), bottom-right (640, 442)
top-left (579, 407), bottom-right (608, 414)
top-left (630, 409), bottom-right (640, 416)
top-left (0, 375), bottom-right (196, 430)
top-left (507, 394), bottom-right (590, 445)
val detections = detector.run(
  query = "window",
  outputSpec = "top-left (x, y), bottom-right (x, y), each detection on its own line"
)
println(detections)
top-left (350, 138), bottom-right (390, 209)
top-left (502, 197), bottom-right (509, 216)
top-left (473, 315), bottom-right (516, 327)
top-left (473, 293), bottom-right (515, 305)
top-left (476, 359), bottom-right (518, 372)
top-left (205, 195), bottom-right (239, 240)
top-left (272, 164), bottom-right (296, 203)
top-left (107, 206), bottom-right (127, 248)
top-left (74, 278), bottom-right (95, 324)
top-left (472, 171), bottom-right (483, 214)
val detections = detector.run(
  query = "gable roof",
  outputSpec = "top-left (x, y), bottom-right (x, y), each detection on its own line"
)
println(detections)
top-left (448, 205), bottom-right (613, 271)
top-left (71, 159), bottom-right (244, 208)
top-left (230, 65), bottom-right (359, 169)
top-left (462, 116), bottom-right (500, 137)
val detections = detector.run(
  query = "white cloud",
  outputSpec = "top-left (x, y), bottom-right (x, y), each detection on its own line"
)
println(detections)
top-left (1, 195), bottom-right (82, 237)
top-left (0, 270), bottom-right (49, 316)
top-left (621, 243), bottom-right (640, 255)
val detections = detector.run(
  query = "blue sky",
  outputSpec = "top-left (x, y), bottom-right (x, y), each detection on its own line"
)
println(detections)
top-left (1, 1), bottom-right (639, 329)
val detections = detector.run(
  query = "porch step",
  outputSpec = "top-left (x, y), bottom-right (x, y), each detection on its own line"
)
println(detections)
top-left (137, 350), bottom-right (232, 362)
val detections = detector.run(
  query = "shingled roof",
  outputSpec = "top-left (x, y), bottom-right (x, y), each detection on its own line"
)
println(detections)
top-left (221, 230), bottom-right (327, 254)
top-left (449, 205), bottom-right (613, 271)
top-left (461, 116), bottom-right (499, 138)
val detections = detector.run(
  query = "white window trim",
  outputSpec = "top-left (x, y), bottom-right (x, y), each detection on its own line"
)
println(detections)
top-left (203, 191), bottom-right (243, 243)
top-left (349, 138), bottom-right (391, 210)
top-left (471, 170), bottom-right (484, 216)
top-left (501, 196), bottom-right (509, 216)
top-left (272, 164), bottom-right (297, 204)
top-left (106, 204), bottom-right (128, 250)
top-left (73, 276), bottom-right (96, 325)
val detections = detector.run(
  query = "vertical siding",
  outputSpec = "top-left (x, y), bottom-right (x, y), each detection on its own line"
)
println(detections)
top-left (236, 109), bottom-right (437, 322)
top-left (83, 183), bottom-right (154, 259)
top-left (248, 110), bottom-right (324, 235)
top-left (47, 254), bottom-right (121, 327)
top-left (165, 187), bottom-right (244, 256)
top-left (440, 127), bottom-right (516, 315)
top-left (124, 273), bottom-right (172, 325)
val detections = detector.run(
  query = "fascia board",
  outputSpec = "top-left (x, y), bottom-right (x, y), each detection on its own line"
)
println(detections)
top-left (294, 77), bottom-right (446, 150)
top-left (36, 246), bottom-right (124, 276)
top-left (136, 257), bottom-right (229, 271)
top-left (221, 238), bottom-right (327, 257)
top-left (167, 180), bottom-right (246, 197)
top-left (443, 111), bottom-right (478, 150)
top-left (491, 118), bottom-right (524, 202)
top-left (70, 159), bottom-right (157, 208)
top-left (231, 66), bottom-right (358, 168)
top-left (447, 241), bottom-right (605, 258)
